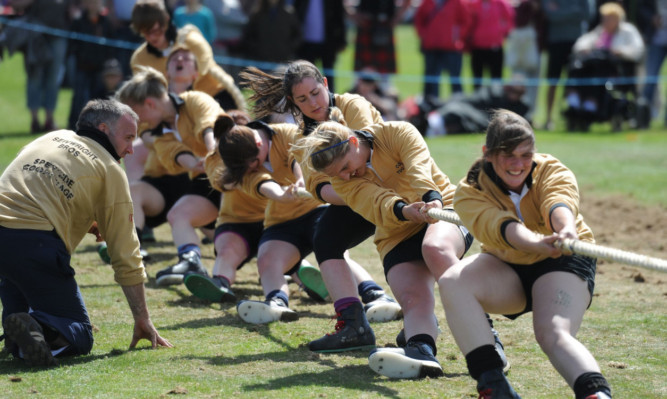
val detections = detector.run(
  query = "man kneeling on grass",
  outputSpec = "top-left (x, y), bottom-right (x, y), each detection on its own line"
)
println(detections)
top-left (0, 99), bottom-right (172, 367)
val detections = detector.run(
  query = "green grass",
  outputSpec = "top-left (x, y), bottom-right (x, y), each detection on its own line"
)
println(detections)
top-left (0, 29), bottom-right (666, 398)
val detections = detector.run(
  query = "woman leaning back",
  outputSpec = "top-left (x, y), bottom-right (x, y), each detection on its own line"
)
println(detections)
top-left (240, 60), bottom-right (402, 353)
top-left (440, 109), bottom-right (611, 399)
top-left (293, 114), bottom-right (502, 379)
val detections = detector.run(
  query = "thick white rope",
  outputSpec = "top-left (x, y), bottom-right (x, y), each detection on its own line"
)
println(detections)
top-left (426, 209), bottom-right (667, 272)
top-left (296, 189), bottom-right (667, 272)
top-left (295, 188), bottom-right (314, 199)
top-left (553, 238), bottom-right (667, 272)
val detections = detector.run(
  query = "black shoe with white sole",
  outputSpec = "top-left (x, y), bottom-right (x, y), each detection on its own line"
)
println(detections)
top-left (368, 341), bottom-right (443, 379)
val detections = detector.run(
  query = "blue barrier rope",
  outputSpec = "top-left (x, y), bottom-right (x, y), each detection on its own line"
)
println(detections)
top-left (2, 15), bottom-right (664, 88)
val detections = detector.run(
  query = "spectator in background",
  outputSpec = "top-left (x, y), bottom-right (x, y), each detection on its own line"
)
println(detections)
top-left (93, 58), bottom-right (125, 100)
top-left (541, 0), bottom-right (591, 130)
top-left (564, 1), bottom-right (644, 125)
top-left (293, 0), bottom-right (346, 93)
top-left (346, 0), bottom-right (410, 76)
top-left (504, 0), bottom-right (543, 120)
top-left (466, 0), bottom-right (515, 91)
top-left (641, 0), bottom-right (667, 126)
top-left (173, 0), bottom-right (216, 44)
top-left (414, 0), bottom-right (471, 100)
top-left (349, 67), bottom-right (400, 121)
top-left (129, 0), bottom-right (245, 111)
top-left (9, 0), bottom-right (71, 133)
top-left (238, 0), bottom-right (302, 65)
top-left (107, 0), bottom-right (141, 78)
top-left (67, 0), bottom-right (116, 130)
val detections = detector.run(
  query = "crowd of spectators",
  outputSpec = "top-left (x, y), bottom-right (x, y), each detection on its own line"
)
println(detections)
top-left (0, 0), bottom-right (664, 133)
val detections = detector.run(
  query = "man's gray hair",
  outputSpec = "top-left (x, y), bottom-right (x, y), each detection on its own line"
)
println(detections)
top-left (76, 99), bottom-right (139, 131)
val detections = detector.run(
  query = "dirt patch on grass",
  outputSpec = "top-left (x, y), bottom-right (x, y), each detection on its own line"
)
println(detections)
top-left (581, 193), bottom-right (667, 283)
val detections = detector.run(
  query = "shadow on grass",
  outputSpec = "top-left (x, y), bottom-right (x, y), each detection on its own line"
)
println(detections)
top-left (242, 364), bottom-right (403, 397)
top-left (179, 351), bottom-right (405, 397)
top-left (0, 347), bottom-right (128, 372)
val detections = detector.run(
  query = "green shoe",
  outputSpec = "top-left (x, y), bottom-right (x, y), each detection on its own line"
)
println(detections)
top-left (184, 274), bottom-right (236, 302)
top-left (297, 263), bottom-right (329, 302)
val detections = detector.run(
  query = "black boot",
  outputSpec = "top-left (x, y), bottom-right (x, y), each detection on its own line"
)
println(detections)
top-left (308, 302), bottom-right (376, 353)
top-left (477, 368), bottom-right (521, 398)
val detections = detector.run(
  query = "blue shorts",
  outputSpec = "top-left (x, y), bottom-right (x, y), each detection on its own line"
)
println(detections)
top-left (382, 223), bottom-right (474, 278)
top-left (504, 254), bottom-right (596, 319)
top-left (214, 221), bottom-right (264, 269)
top-left (259, 207), bottom-right (326, 275)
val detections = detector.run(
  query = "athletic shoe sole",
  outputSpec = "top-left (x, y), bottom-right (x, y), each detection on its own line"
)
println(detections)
top-left (184, 274), bottom-right (236, 302)
top-left (3, 313), bottom-right (56, 367)
top-left (368, 348), bottom-right (443, 379)
top-left (365, 302), bottom-right (403, 323)
top-left (236, 301), bottom-right (299, 324)
top-left (297, 264), bottom-right (329, 301)
top-left (155, 274), bottom-right (185, 287)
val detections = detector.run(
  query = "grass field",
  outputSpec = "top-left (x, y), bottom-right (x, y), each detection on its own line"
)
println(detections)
top-left (0, 26), bottom-right (665, 398)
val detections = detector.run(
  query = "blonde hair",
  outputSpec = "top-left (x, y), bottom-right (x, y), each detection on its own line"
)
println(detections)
top-left (115, 65), bottom-right (168, 106)
top-left (292, 120), bottom-right (353, 173)
top-left (600, 2), bottom-right (625, 21)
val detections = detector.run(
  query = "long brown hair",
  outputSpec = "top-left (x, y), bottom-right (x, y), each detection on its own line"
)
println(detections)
top-left (214, 115), bottom-right (260, 187)
top-left (239, 60), bottom-right (325, 121)
top-left (466, 109), bottom-right (535, 188)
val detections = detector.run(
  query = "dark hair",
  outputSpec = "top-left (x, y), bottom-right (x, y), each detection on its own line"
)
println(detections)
top-left (131, 0), bottom-right (170, 33)
top-left (466, 109), bottom-right (535, 188)
top-left (240, 60), bottom-right (325, 121)
top-left (215, 115), bottom-right (259, 187)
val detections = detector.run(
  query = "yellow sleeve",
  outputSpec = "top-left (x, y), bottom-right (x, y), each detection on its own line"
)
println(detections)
top-left (534, 155), bottom-right (581, 227)
top-left (185, 92), bottom-right (222, 145)
top-left (204, 151), bottom-right (224, 192)
top-left (152, 133), bottom-right (192, 175)
top-left (239, 168), bottom-right (274, 202)
top-left (453, 179), bottom-right (520, 251)
top-left (96, 168), bottom-right (146, 286)
top-left (336, 93), bottom-right (383, 129)
top-left (382, 122), bottom-right (444, 197)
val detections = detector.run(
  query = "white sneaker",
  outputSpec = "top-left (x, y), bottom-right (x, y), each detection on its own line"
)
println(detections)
top-left (364, 294), bottom-right (402, 322)
top-left (368, 342), bottom-right (443, 379)
top-left (236, 299), bottom-right (298, 324)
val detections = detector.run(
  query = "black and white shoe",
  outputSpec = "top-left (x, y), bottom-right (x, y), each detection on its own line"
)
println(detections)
top-left (236, 298), bottom-right (298, 324)
top-left (368, 341), bottom-right (443, 379)
top-left (155, 250), bottom-right (208, 287)
top-left (363, 291), bottom-right (402, 322)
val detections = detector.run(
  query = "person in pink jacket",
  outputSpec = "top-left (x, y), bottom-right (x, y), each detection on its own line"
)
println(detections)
top-left (414, 0), bottom-right (471, 98)
top-left (467, 0), bottom-right (515, 90)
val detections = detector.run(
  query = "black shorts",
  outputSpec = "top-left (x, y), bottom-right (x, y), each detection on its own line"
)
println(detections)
top-left (140, 173), bottom-right (191, 228)
top-left (504, 254), bottom-right (596, 320)
top-left (259, 206), bottom-right (326, 275)
top-left (546, 41), bottom-right (576, 80)
top-left (313, 205), bottom-right (375, 263)
top-left (187, 173), bottom-right (222, 230)
top-left (214, 221), bottom-right (264, 270)
top-left (382, 224), bottom-right (474, 278)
